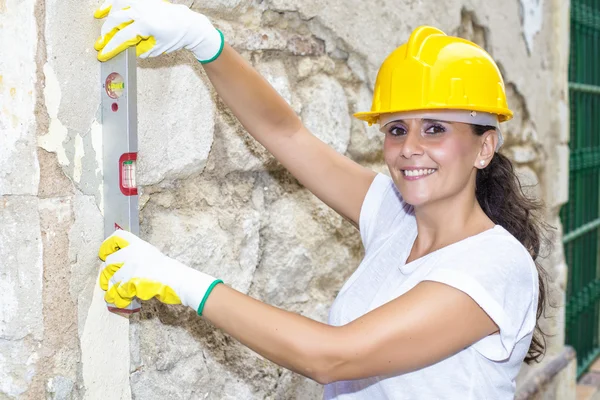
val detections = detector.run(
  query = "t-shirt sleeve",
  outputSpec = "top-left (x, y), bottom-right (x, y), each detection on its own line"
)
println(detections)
top-left (358, 173), bottom-right (409, 251)
top-left (422, 236), bottom-right (538, 361)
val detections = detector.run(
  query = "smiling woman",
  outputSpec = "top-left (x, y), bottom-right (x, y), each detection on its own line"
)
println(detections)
top-left (92, 3), bottom-right (549, 399)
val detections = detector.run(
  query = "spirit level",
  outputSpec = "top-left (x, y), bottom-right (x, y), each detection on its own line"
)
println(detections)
top-left (101, 47), bottom-right (141, 314)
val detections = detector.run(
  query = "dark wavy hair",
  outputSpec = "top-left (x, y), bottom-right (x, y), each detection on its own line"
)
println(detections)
top-left (471, 124), bottom-right (551, 364)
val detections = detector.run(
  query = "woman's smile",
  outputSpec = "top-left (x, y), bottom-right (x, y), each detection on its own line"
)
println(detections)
top-left (401, 168), bottom-right (438, 180)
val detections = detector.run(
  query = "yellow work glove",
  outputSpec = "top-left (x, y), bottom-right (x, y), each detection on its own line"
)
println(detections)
top-left (98, 230), bottom-right (223, 316)
top-left (93, 0), bottom-right (224, 63)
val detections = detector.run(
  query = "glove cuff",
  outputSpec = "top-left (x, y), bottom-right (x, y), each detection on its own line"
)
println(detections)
top-left (190, 28), bottom-right (225, 64)
top-left (197, 279), bottom-right (223, 316)
top-left (178, 265), bottom-right (222, 313)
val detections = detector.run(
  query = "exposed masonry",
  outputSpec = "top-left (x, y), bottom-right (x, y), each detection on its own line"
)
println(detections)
top-left (1, 0), bottom-right (570, 398)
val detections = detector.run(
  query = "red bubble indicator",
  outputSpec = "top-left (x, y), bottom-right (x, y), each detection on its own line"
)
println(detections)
top-left (119, 153), bottom-right (138, 196)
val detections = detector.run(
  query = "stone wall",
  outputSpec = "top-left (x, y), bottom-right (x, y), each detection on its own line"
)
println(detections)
top-left (0, 0), bottom-right (571, 398)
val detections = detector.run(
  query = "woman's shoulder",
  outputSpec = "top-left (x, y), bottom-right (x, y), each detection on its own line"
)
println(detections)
top-left (477, 225), bottom-right (537, 267)
top-left (432, 225), bottom-right (538, 285)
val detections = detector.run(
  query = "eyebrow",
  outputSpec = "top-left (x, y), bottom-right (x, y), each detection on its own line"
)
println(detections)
top-left (381, 118), bottom-right (454, 129)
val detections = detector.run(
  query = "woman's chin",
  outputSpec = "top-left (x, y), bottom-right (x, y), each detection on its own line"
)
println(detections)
top-left (399, 192), bottom-right (431, 208)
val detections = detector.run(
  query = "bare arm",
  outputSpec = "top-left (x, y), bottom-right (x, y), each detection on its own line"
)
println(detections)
top-left (202, 281), bottom-right (498, 384)
top-left (202, 44), bottom-right (376, 226)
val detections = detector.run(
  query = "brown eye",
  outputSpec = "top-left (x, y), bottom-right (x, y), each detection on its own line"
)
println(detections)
top-left (388, 126), bottom-right (407, 136)
top-left (424, 124), bottom-right (446, 135)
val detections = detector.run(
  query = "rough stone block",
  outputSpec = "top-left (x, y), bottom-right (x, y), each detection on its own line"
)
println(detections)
top-left (136, 56), bottom-right (215, 186)
top-left (130, 317), bottom-right (279, 399)
top-left (251, 187), bottom-right (361, 312)
top-left (297, 75), bottom-right (351, 154)
top-left (209, 117), bottom-right (275, 175)
top-left (347, 85), bottom-right (384, 161)
top-left (140, 175), bottom-right (261, 294)
top-left (506, 145), bottom-right (539, 164)
top-left (297, 56), bottom-right (336, 79)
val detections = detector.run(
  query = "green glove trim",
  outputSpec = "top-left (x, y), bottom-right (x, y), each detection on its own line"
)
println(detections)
top-left (199, 30), bottom-right (225, 64)
top-left (197, 279), bottom-right (224, 316)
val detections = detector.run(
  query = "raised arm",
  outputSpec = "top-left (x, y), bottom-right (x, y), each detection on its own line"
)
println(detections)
top-left (94, 0), bottom-right (376, 226)
top-left (202, 45), bottom-right (376, 226)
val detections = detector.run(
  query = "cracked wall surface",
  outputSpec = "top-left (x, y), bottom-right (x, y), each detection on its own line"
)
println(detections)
top-left (1, 0), bottom-right (571, 398)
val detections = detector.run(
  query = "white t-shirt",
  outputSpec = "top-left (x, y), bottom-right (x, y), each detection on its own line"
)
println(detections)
top-left (324, 174), bottom-right (539, 400)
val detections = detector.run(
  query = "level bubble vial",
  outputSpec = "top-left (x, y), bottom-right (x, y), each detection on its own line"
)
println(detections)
top-left (105, 72), bottom-right (125, 99)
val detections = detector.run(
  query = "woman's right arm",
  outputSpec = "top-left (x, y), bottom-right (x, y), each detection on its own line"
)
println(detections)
top-left (94, 1), bottom-right (375, 226)
top-left (202, 44), bottom-right (376, 226)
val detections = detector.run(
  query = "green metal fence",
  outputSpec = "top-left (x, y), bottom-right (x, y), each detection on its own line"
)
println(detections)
top-left (561, 0), bottom-right (600, 378)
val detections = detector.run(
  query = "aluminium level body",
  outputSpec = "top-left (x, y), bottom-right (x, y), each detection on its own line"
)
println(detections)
top-left (101, 47), bottom-right (141, 314)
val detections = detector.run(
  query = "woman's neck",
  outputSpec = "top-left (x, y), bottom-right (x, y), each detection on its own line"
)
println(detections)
top-left (409, 189), bottom-right (495, 260)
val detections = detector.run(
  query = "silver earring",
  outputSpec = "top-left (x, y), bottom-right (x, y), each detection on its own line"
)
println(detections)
top-left (480, 160), bottom-right (485, 167)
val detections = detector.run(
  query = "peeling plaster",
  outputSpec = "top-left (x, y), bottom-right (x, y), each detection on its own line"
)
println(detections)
top-left (38, 63), bottom-right (69, 166)
top-left (520, 0), bottom-right (544, 53)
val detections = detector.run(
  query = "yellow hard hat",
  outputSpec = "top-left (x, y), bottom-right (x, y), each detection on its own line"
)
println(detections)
top-left (354, 26), bottom-right (513, 125)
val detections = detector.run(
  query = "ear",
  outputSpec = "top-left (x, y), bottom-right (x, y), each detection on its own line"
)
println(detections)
top-left (474, 130), bottom-right (498, 169)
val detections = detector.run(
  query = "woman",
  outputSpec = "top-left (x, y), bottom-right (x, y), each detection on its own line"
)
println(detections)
top-left (94, 1), bottom-right (548, 398)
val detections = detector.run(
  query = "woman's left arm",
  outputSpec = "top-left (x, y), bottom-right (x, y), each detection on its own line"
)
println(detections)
top-left (203, 280), bottom-right (499, 384)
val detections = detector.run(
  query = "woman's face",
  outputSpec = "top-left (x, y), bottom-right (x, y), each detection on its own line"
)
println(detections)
top-left (382, 118), bottom-right (483, 208)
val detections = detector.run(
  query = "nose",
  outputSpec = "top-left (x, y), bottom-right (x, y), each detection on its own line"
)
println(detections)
top-left (401, 129), bottom-right (424, 158)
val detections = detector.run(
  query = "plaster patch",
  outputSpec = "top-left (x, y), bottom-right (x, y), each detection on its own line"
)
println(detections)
top-left (40, 64), bottom-right (70, 166)
top-left (0, 274), bottom-right (18, 335)
top-left (0, 345), bottom-right (39, 397)
top-left (0, 352), bottom-right (20, 397)
top-left (90, 120), bottom-right (104, 214)
top-left (558, 99), bottom-right (569, 142)
top-left (90, 121), bottom-right (103, 177)
top-left (73, 133), bottom-right (84, 183)
top-left (46, 376), bottom-right (74, 399)
top-left (43, 63), bottom-right (61, 120)
top-left (0, 196), bottom-right (43, 343)
top-left (80, 269), bottom-right (131, 400)
top-left (520, 0), bottom-right (544, 53)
